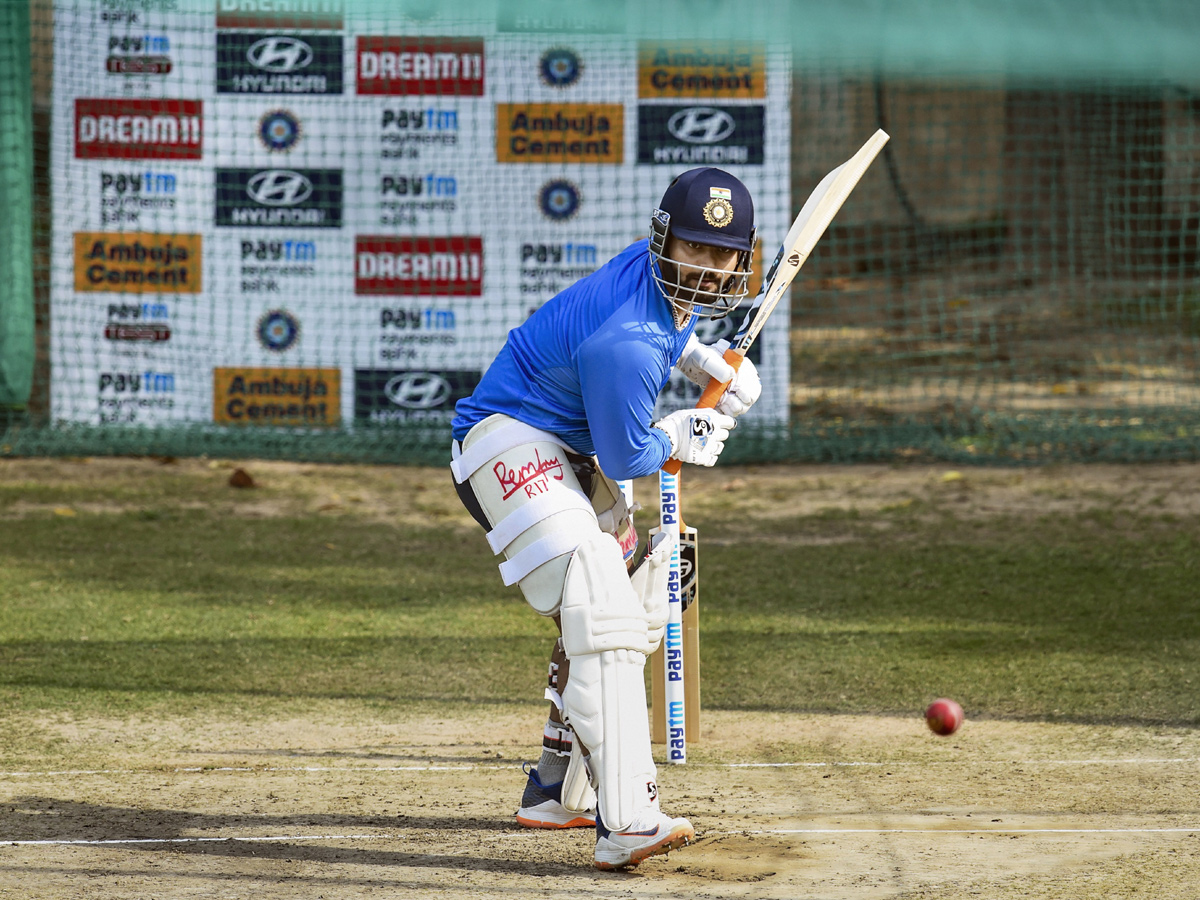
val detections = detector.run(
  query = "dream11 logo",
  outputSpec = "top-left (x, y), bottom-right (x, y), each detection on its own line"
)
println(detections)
top-left (75, 98), bottom-right (203, 160)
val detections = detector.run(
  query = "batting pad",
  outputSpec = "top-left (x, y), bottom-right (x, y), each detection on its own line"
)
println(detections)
top-left (560, 532), bottom-right (659, 831)
top-left (630, 530), bottom-right (674, 653)
top-left (456, 414), bottom-right (599, 615)
top-left (560, 741), bottom-right (597, 814)
top-left (562, 648), bottom-right (656, 832)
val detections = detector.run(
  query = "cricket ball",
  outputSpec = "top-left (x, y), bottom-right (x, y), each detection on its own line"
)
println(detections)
top-left (925, 698), bottom-right (964, 736)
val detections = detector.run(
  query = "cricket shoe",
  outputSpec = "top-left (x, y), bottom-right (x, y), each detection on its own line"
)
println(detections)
top-left (593, 807), bottom-right (695, 870)
top-left (515, 764), bottom-right (596, 829)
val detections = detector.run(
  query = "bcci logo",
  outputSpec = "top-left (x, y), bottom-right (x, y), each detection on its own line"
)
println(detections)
top-left (257, 309), bottom-right (301, 351)
top-left (259, 109), bottom-right (302, 152)
top-left (539, 47), bottom-right (582, 87)
top-left (702, 194), bottom-right (733, 229)
top-left (538, 179), bottom-right (580, 222)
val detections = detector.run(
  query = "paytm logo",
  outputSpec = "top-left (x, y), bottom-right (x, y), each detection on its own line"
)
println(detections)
top-left (98, 370), bottom-right (176, 393)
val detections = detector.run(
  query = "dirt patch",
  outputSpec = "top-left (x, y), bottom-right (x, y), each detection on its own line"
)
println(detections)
top-left (2, 704), bottom-right (1199, 899)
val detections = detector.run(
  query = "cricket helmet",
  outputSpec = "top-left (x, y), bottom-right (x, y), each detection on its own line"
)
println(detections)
top-left (649, 167), bottom-right (757, 321)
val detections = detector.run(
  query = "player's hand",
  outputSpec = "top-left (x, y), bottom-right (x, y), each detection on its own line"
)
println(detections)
top-left (652, 408), bottom-right (735, 467)
top-left (711, 339), bottom-right (762, 418)
top-left (676, 333), bottom-right (736, 387)
top-left (676, 336), bottom-right (761, 418)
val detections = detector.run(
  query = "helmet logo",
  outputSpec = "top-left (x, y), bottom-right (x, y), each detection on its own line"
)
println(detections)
top-left (702, 197), bottom-right (733, 228)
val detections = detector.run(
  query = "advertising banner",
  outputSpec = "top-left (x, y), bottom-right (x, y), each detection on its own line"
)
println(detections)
top-left (49, 3), bottom-right (791, 431)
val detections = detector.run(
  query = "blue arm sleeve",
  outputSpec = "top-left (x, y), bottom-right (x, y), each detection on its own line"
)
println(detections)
top-left (577, 330), bottom-right (673, 480)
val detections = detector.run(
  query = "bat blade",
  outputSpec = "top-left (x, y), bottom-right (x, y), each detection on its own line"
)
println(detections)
top-left (733, 128), bottom-right (890, 352)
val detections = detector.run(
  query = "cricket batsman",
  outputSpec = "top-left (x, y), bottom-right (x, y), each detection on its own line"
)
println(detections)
top-left (449, 168), bottom-right (763, 870)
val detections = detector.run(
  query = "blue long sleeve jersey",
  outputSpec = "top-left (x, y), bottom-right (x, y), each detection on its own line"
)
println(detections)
top-left (451, 239), bottom-right (695, 480)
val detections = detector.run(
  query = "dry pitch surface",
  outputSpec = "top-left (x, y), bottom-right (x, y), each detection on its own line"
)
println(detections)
top-left (2, 460), bottom-right (1199, 898)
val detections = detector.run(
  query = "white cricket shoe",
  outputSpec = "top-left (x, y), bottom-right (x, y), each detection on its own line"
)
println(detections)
top-left (593, 806), bottom-right (695, 870)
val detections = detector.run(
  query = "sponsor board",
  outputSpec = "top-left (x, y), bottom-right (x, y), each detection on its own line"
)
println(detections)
top-left (239, 238), bottom-right (318, 293)
top-left (99, 169), bottom-right (177, 226)
top-left (355, 236), bottom-right (483, 296)
top-left (519, 240), bottom-right (598, 299)
top-left (637, 104), bottom-right (765, 165)
top-left (353, 368), bottom-right (479, 424)
top-left (74, 232), bottom-right (202, 293)
top-left (638, 41), bottom-right (766, 99)
top-left (378, 172), bottom-right (458, 226)
top-left (496, 0), bottom-right (624, 33)
top-left (99, 1), bottom-right (174, 25)
top-left (216, 0), bottom-right (344, 30)
top-left (75, 98), bottom-right (203, 160)
top-left (217, 33), bottom-right (344, 94)
top-left (215, 168), bottom-right (343, 228)
top-left (378, 305), bottom-right (457, 361)
top-left (495, 103), bottom-right (623, 164)
top-left (97, 368), bottom-right (176, 424)
top-left (213, 366), bottom-right (340, 426)
top-left (105, 33), bottom-right (172, 75)
top-left (357, 37), bottom-right (484, 96)
top-left (379, 105), bottom-right (459, 159)
top-left (105, 300), bottom-right (171, 343)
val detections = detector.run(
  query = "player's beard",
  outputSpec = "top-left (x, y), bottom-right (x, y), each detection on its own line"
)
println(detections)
top-left (660, 259), bottom-right (732, 306)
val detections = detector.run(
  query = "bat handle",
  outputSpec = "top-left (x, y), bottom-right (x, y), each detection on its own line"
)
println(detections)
top-left (661, 347), bottom-right (745, 475)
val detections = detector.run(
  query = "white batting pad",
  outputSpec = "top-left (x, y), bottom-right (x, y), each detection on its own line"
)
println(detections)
top-left (560, 531), bottom-right (659, 831)
top-left (560, 532), bottom-right (653, 657)
top-left (630, 529), bottom-right (674, 652)
top-left (560, 740), bottom-right (597, 814)
top-left (458, 414), bottom-right (599, 615)
top-left (562, 648), bottom-right (656, 832)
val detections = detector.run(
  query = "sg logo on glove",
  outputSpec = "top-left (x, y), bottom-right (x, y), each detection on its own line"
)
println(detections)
top-left (689, 417), bottom-right (714, 446)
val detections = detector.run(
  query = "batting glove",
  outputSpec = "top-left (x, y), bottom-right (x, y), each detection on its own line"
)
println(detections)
top-left (652, 407), bottom-right (735, 467)
top-left (676, 333), bottom-right (736, 386)
top-left (711, 339), bottom-right (762, 419)
top-left (675, 335), bottom-right (762, 419)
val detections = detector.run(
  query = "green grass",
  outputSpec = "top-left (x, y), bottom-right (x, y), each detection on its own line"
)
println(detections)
top-left (0, 465), bottom-right (1197, 741)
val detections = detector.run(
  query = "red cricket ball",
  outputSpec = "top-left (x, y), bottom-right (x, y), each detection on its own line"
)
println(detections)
top-left (925, 698), bottom-right (964, 736)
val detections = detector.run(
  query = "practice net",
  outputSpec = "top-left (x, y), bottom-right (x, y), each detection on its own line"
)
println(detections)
top-left (3, 0), bottom-right (1200, 465)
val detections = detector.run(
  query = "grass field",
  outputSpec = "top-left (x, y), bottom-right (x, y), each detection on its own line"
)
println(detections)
top-left (1, 457), bottom-right (1198, 898)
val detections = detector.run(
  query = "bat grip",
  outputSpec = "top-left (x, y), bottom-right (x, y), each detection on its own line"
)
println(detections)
top-left (661, 347), bottom-right (745, 475)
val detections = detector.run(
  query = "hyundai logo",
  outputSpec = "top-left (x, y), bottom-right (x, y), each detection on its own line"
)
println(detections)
top-left (247, 36), bottom-right (314, 73)
top-left (384, 372), bottom-right (451, 409)
top-left (667, 107), bottom-right (736, 144)
top-left (246, 170), bottom-right (313, 206)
